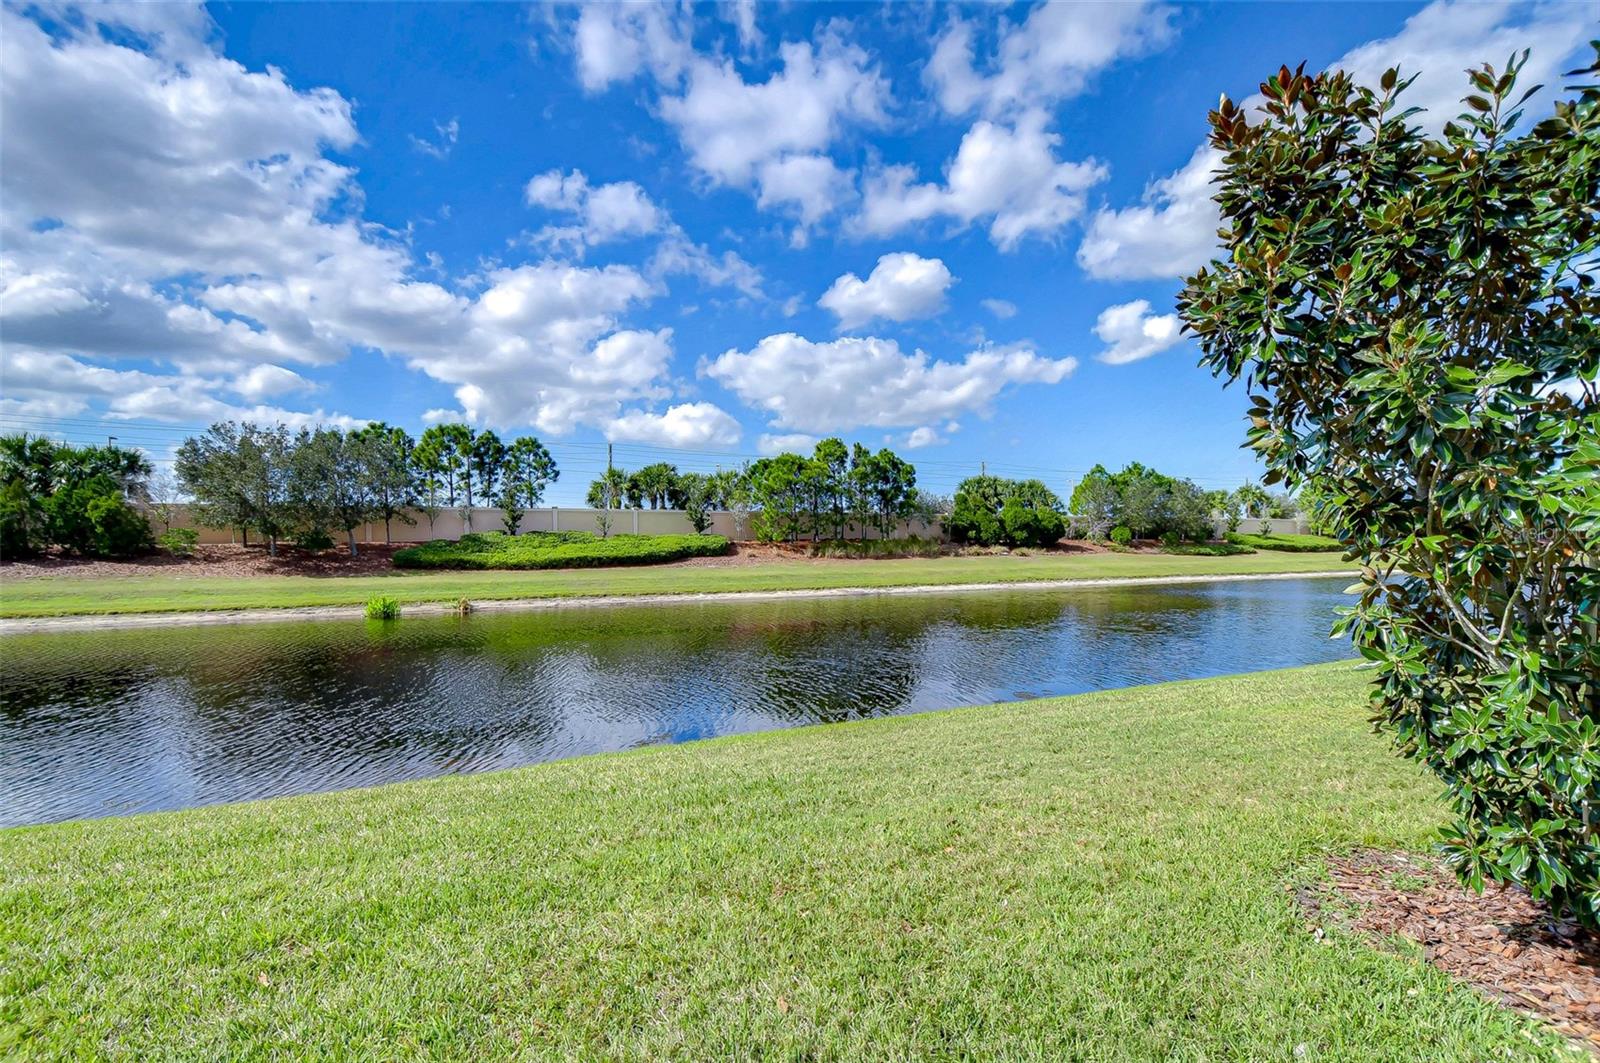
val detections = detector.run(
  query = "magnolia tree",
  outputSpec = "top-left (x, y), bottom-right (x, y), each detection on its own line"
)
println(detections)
top-left (1180, 50), bottom-right (1599, 923)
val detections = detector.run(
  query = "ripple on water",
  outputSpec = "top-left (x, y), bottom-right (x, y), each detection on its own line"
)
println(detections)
top-left (0, 577), bottom-right (1355, 825)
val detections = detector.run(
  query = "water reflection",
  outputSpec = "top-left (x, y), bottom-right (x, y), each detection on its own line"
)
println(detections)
top-left (0, 577), bottom-right (1353, 825)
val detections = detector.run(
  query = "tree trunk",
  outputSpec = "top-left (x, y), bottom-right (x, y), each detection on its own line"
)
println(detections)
top-left (347, 529), bottom-right (358, 557)
top-left (384, 516), bottom-right (392, 545)
top-left (267, 533), bottom-right (277, 557)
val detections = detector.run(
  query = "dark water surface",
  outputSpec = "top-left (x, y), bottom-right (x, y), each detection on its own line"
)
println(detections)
top-left (1, 577), bottom-right (1354, 826)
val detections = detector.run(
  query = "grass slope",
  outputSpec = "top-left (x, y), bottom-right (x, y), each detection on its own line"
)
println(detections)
top-left (0, 665), bottom-right (1566, 1059)
top-left (0, 550), bottom-right (1349, 618)
top-left (1228, 532), bottom-right (1345, 552)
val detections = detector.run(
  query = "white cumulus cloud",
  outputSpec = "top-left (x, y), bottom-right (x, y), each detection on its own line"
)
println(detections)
top-left (702, 333), bottom-right (1076, 434)
top-left (607, 401), bottom-right (743, 447)
top-left (1077, 144), bottom-right (1221, 281)
top-left (757, 432), bottom-right (821, 455)
top-left (818, 253), bottom-right (954, 331)
top-left (525, 169), bottom-right (667, 247)
top-left (926, 2), bottom-right (1175, 117)
top-left (567, 13), bottom-right (886, 234)
top-left (1076, 0), bottom-right (1596, 281)
top-left (0, 5), bottom-right (741, 437)
top-left (853, 111), bottom-right (1106, 250)
top-left (1094, 300), bottom-right (1184, 365)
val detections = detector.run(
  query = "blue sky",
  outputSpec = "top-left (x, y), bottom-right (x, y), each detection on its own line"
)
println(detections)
top-left (2, 1), bottom-right (1594, 502)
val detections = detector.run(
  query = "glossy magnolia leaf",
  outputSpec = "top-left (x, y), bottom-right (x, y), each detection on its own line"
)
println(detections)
top-left (1176, 45), bottom-right (1600, 928)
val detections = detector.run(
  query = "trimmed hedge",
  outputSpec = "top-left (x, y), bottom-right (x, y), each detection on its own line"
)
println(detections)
top-left (1161, 541), bottom-right (1254, 556)
top-left (1224, 532), bottom-right (1342, 553)
top-left (392, 531), bottom-right (730, 570)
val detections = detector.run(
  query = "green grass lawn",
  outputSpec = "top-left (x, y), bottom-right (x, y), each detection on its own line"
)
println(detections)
top-left (0, 664), bottom-right (1567, 1059)
top-left (0, 549), bottom-right (1350, 618)
top-left (1227, 532), bottom-right (1345, 552)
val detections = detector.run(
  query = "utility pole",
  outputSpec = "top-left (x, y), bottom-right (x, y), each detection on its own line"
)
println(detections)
top-left (601, 442), bottom-right (614, 538)
top-left (980, 460), bottom-right (986, 477)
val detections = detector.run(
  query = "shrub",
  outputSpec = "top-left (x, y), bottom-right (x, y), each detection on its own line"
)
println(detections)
top-left (1070, 463), bottom-right (1214, 541)
top-left (364, 596), bottom-right (400, 620)
top-left (1000, 496), bottom-right (1065, 548)
top-left (2, 435), bottom-right (152, 559)
top-left (947, 491), bottom-right (1003, 546)
top-left (393, 531), bottom-right (730, 570)
top-left (297, 528), bottom-right (336, 551)
top-left (810, 536), bottom-right (942, 559)
top-left (1, 480), bottom-right (40, 559)
top-left (1180, 53), bottom-right (1600, 924)
top-left (1109, 526), bottom-right (1133, 546)
top-left (44, 476), bottom-right (152, 557)
top-left (948, 476), bottom-right (1064, 548)
top-left (158, 528), bottom-right (200, 556)
top-left (1162, 541), bottom-right (1253, 556)
top-left (1225, 532), bottom-right (1342, 553)
top-left (1159, 530), bottom-right (1182, 550)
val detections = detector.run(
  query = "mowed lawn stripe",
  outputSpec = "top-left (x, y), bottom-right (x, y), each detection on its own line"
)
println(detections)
top-left (0, 550), bottom-right (1350, 618)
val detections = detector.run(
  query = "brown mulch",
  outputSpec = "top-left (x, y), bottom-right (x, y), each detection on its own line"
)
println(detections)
top-left (1299, 849), bottom-right (1600, 1051)
top-left (0, 543), bottom-right (411, 580)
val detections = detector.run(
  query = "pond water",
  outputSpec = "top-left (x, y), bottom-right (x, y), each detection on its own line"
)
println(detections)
top-left (0, 577), bottom-right (1355, 827)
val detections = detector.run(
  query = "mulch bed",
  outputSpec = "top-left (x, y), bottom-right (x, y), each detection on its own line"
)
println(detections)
top-left (1299, 849), bottom-right (1600, 1052)
top-left (0, 543), bottom-right (411, 580)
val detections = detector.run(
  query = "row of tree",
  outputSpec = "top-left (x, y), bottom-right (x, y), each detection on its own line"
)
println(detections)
top-left (1, 434), bottom-right (154, 558)
top-left (1068, 463), bottom-right (1298, 543)
top-left (587, 440), bottom-right (932, 541)
top-left (176, 421), bottom-right (558, 555)
top-left (8, 422), bottom-right (1307, 559)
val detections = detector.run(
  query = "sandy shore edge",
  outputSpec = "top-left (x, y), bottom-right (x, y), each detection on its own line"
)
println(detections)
top-left (0, 569), bottom-right (1356, 634)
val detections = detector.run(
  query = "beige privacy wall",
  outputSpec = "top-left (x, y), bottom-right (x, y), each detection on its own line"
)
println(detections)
top-left (144, 506), bottom-right (945, 545)
top-left (145, 506), bottom-right (1309, 545)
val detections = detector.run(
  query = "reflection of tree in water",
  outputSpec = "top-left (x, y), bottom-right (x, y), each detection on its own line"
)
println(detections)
top-left (4, 578), bottom-right (1353, 825)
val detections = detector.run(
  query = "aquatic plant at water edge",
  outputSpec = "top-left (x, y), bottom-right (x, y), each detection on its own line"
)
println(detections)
top-left (364, 596), bottom-right (401, 620)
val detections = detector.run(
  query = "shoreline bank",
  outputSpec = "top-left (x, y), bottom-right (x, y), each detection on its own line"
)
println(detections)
top-left (0, 568), bottom-right (1354, 633)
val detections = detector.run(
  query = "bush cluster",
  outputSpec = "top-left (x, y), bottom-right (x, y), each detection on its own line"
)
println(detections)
top-left (1, 435), bottom-right (153, 559)
top-left (1069, 463), bottom-right (1216, 543)
top-left (1161, 541), bottom-right (1254, 557)
top-left (1224, 532), bottom-right (1342, 553)
top-left (809, 536), bottom-right (943, 559)
top-left (947, 476), bottom-right (1065, 548)
top-left (157, 528), bottom-right (200, 556)
top-left (393, 531), bottom-right (730, 570)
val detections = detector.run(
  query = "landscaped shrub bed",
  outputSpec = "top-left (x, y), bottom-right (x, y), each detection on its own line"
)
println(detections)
top-left (393, 531), bottom-right (730, 570)
top-left (809, 536), bottom-right (943, 559)
top-left (1225, 532), bottom-right (1342, 553)
top-left (1161, 541), bottom-right (1254, 556)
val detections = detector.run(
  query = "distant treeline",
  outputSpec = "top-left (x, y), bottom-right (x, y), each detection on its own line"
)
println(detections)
top-left (173, 421), bottom-right (556, 555)
top-left (2, 420), bottom-right (1307, 560)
